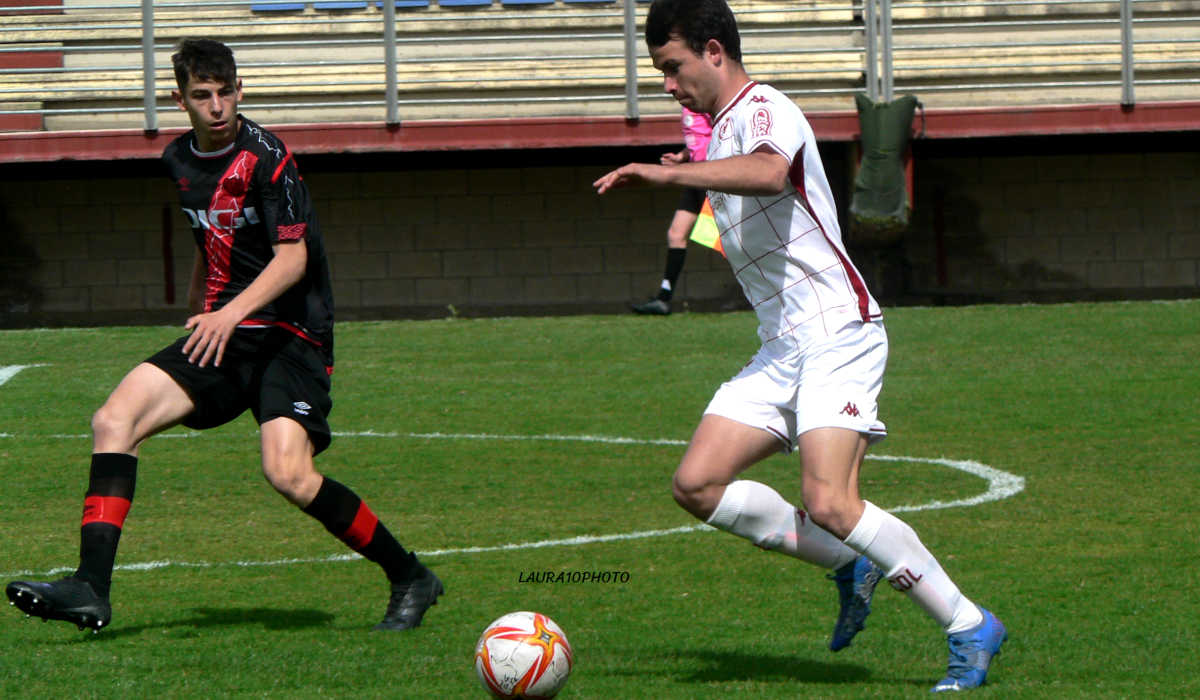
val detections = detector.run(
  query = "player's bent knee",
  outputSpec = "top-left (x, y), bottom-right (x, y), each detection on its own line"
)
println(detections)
top-left (802, 495), bottom-right (859, 540)
top-left (90, 403), bottom-right (136, 448)
top-left (671, 473), bottom-right (721, 520)
top-left (262, 457), bottom-right (321, 506)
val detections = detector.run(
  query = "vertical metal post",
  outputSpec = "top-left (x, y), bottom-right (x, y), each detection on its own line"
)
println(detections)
top-left (141, 0), bottom-right (157, 132)
top-left (623, 0), bottom-right (639, 121)
top-left (863, 0), bottom-right (879, 101)
top-left (880, 0), bottom-right (894, 102)
top-left (1119, 0), bottom-right (1135, 107)
top-left (383, 0), bottom-right (399, 125)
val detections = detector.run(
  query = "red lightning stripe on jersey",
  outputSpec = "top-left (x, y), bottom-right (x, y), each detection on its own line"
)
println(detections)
top-left (204, 150), bottom-right (259, 311)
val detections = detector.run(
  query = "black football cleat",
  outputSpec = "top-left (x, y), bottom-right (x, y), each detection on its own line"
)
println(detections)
top-left (631, 298), bottom-right (671, 315)
top-left (6, 578), bottom-right (112, 632)
top-left (373, 565), bottom-right (443, 631)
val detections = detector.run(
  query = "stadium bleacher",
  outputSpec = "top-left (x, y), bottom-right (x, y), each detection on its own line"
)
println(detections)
top-left (0, 0), bottom-right (1198, 150)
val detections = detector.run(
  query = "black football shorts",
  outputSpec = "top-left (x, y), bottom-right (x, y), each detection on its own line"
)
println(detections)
top-left (677, 186), bottom-right (705, 215)
top-left (145, 327), bottom-right (333, 455)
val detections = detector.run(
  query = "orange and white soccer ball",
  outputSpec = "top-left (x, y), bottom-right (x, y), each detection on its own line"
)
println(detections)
top-left (474, 611), bottom-right (573, 699)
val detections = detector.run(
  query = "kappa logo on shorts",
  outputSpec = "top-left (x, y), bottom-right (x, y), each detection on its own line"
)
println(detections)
top-left (839, 402), bottom-right (861, 418)
top-left (293, 401), bottom-right (312, 416)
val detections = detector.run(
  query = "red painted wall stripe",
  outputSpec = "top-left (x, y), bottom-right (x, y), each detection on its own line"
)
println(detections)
top-left (3, 102), bottom-right (1199, 164)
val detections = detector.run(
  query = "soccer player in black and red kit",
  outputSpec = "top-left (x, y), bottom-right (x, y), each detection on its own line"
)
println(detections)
top-left (6, 38), bottom-right (442, 632)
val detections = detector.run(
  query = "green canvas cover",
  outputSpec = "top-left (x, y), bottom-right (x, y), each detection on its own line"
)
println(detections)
top-left (850, 93), bottom-right (919, 243)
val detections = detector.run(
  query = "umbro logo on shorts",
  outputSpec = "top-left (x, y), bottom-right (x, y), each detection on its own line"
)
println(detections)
top-left (293, 401), bottom-right (311, 416)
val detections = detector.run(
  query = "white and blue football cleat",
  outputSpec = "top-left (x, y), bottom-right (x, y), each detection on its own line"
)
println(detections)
top-left (828, 555), bottom-right (883, 651)
top-left (932, 607), bottom-right (1007, 692)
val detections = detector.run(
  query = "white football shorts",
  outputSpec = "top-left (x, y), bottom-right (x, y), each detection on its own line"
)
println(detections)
top-left (703, 320), bottom-right (888, 452)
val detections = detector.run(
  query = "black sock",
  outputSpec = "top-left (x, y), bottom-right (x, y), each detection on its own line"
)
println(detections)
top-left (658, 248), bottom-right (687, 301)
top-left (302, 477), bottom-right (419, 583)
top-left (75, 453), bottom-right (137, 598)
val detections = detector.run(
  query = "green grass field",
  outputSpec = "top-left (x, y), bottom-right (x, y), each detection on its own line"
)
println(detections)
top-left (1, 301), bottom-right (1197, 698)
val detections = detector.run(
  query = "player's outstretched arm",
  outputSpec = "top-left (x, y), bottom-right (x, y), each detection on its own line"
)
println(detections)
top-left (182, 239), bottom-right (307, 368)
top-left (595, 151), bottom-right (789, 197)
top-left (593, 162), bottom-right (672, 194)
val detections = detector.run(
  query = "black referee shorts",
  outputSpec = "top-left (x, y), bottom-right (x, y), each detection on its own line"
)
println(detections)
top-left (677, 186), bottom-right (705, 215)
top-left (146, 327), bottom-right (333, 455)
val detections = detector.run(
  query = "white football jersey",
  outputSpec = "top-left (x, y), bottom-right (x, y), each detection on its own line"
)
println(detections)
top-left (707, 82), bottom-right (882, 352)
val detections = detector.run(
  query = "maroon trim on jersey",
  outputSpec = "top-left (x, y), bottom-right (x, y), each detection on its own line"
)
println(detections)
top-left (277, 223), bottom-right (307, 241)
top-left (788, 145), bottom-right (874, 322)
top-left (713, 81), bottom-right (759, 124)
top-left (270, 146), bottom-right (295, 184)
top-left (204, 149), bottom-right (259, 311)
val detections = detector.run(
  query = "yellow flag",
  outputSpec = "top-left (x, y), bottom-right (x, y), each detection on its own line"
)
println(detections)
top-left (689, 197), bottom-right (724, 257)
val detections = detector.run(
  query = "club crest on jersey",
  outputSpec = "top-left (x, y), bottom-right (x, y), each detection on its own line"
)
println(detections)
top-left (221, 172), bottom-right (247, 196)
top-left (752, 107), bottom-right (772, 138)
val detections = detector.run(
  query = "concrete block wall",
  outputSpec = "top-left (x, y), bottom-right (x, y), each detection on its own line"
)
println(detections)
top-left (0, 156), bottom-right (738, 327)
top-left (1, 138), bottom-right (1196, 328)
top-left (305, 164), bottom-right (736, 319)
top-left (899, 147), bottom-right (1200, 301)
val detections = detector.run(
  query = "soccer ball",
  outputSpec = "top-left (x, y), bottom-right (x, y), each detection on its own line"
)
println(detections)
top-left (474, 611), bottom-right (573, 699)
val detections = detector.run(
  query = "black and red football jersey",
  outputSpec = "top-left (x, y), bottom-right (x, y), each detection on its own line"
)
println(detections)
top-left (163, 116), bottom-right (334, 367)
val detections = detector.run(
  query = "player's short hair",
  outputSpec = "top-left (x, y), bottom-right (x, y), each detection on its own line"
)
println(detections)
top-left (645, 0), bottom-right (742, 63)
top-left (172, 38), bottom-right (237, 91)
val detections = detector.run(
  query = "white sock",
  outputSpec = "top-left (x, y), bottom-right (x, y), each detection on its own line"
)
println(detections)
top-left (843, 501), bottom-right (983, 634)
top-left (706, 480), bottom-right (858, 570)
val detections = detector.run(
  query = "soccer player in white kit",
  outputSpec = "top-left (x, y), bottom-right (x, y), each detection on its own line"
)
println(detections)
top-left (594, 0), bottom-right (1007, 692)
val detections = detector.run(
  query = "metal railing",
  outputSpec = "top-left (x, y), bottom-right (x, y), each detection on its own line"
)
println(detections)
top-left (1, 0), bottom-right (1197, 132)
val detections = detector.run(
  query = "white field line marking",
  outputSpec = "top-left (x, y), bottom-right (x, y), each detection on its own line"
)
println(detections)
top-left (0, 364), bottom-right (47, 387)
top-left (0, 431), bottom-right (1024, 579)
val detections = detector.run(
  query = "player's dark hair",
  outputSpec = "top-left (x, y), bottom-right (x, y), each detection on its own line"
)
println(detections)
top-left (645, 0), bottom-right (742, 62)
top-left (172, 38), bottom-right (237, 91)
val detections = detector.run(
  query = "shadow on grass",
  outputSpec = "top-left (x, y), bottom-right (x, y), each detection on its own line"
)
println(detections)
top-left (613, 648), bottom-right (874, 685)
top-left (80, 606), bottom-right (335, 641)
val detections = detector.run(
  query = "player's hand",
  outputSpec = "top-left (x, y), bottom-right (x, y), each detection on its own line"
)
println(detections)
top-left (182, 307), bottom-right (240, 368)
top-left (660, 150), bottom-right (687, 166)
top-left (593, 163), bottom-right (663, 195)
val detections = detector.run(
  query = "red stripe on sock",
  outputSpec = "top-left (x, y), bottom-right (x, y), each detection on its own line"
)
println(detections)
top-left (342, 501), bottom-right (379, 551)
top-left (81, 495), bottom-right (131, 528)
